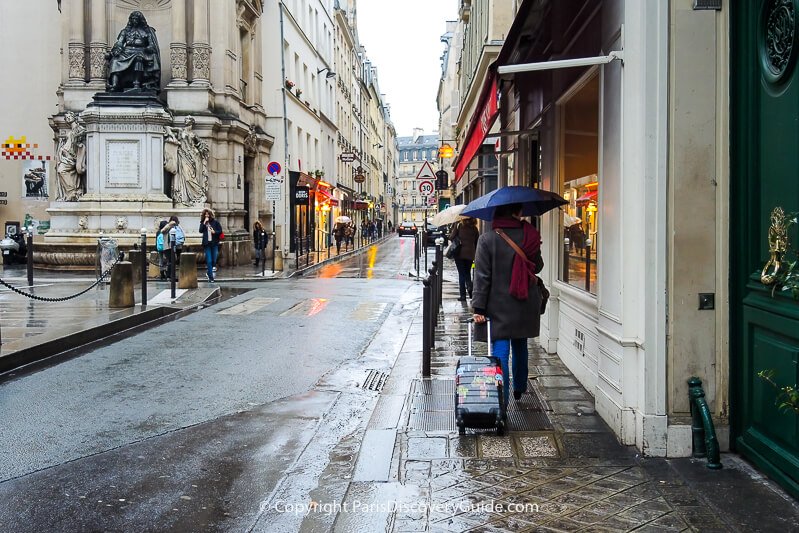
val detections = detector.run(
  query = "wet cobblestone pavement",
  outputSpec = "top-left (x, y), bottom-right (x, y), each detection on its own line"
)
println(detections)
top-left (329, 266), bottom-right (799, 533)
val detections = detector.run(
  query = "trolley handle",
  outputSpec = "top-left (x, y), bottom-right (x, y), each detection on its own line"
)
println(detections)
top-left (466, 317), bottom-right (491, 357)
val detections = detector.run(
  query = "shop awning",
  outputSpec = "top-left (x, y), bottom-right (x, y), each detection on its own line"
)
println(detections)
top-left (453, 66), bottom-right (500, 182)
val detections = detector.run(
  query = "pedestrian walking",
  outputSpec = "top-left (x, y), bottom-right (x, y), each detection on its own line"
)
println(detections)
top-left (199, 208), bottom-right (223, 282)
top-left (387, 220), bottom-right (393, 233)
top-left (156, 219), bottom-right (169, 280)
top-left (449, 217), bottom-right (480, 301)
top-left (333, 222), bottom-right (346, 254)
top-left (471, 203), bottom-right (543, 408)
top-left (253, 220), bottom-right (268, 267)
top-left (161, 215), bottom-right (185, 276)
top-left (346, 222), bottom-right (355, 249)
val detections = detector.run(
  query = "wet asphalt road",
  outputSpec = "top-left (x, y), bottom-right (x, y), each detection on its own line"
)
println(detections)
top-left (0, 236), bottom-right (423, 532)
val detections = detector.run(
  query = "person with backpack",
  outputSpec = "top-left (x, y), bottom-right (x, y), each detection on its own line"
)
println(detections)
top-left (156, 220), bottom-right (169, 280)
top-left (253, 219), bottom-right (268, 267)
top-left (161, 215), bottom-right (185, 278)
top-left (199, 208), bottom-right (223, 282)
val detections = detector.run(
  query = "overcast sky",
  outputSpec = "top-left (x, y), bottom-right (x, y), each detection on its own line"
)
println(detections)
top-left (356, 0), bottom-right (458, 138)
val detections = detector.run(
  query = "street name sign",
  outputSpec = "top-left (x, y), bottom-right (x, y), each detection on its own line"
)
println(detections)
top-left (339, 152), bottom-right (356, 162)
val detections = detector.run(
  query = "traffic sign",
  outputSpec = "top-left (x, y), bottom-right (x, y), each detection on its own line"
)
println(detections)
top-left (339, 151), bottom-right (356, 162)
top-left (418, 180), bottom-right (435, 196)
top-left (415, 160), bottom-right (435, 180)
top-left (267, 161), bottom-right (281, 176)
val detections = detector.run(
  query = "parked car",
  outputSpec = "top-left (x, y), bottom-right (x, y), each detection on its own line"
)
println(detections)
top-left (397, 221), bottom-right (418, 236)
top-left (425, 224), bottom-right (448, 246)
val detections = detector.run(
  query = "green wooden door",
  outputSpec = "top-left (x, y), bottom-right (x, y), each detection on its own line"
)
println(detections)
top-left (731, 0), bottom-right (799, 498)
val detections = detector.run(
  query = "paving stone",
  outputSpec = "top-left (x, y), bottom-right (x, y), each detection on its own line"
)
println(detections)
top-left (479, 436), bottom-right (514, 458)
top-left (562, 433), bottom-right (632, 458)
top-left (518, 436), bottom-right (559, 457)
top-left (393, 518), bottom-right (428, 532)
top-left (450, 435), bottom-right (478, 458)
top-left (553, 413), bottom-right (611, 433)
top-left (486, 514), bottom-right (541, 532)
top-left (538, 387), bottom-right (592, 401)
top-left (536, 376), bottom-right (582, 388)
top-left (644, 511), bottom-right (690, 530)
top-left (547, 400), bottom-right (596, 415)
top-left (407, 437), bottom-right (448, 459)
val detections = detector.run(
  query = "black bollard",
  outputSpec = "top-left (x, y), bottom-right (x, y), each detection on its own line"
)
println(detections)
top-left (26, 227), bottom-right (33, 287)
top-left (563, 238), bottom-right (570, 283)
top-left (422, 277), bottom-right (431, 377)
top-left (169, 228), bottom-right (177, 299)
top-left (140, 229), bottom-right (147, 306)
top-left (271, 232), bottom-right (276, 273)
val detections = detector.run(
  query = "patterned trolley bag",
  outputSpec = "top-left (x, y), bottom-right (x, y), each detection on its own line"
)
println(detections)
top-left (455, 319), bottom-right (506, 435)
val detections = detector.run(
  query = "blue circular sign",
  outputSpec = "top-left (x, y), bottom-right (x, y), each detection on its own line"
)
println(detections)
top-left (267, 161), bottom-right (282, 176)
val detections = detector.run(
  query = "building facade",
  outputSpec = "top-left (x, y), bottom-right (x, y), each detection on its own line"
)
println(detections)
top-left (0, 0), bottom-right (396, 265)
top-left (396, 132), bottom-right (439, 224)
top-left (450, 0), bottom-right (799, 499)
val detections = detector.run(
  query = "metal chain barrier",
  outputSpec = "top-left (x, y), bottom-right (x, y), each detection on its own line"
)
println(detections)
top-left (0, 252), bottom-right (123, 302)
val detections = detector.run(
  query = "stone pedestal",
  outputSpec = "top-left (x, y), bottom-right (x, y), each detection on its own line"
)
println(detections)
top-left (178, 253), bottom-right (198, 289)
top-left (109, 261), bottom-right (135, 308)
top-left (41, 96), bottom-right (204, 268)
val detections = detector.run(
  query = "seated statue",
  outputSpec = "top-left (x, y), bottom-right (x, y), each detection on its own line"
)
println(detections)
top-left (106, 11), bottom-right (161, 92)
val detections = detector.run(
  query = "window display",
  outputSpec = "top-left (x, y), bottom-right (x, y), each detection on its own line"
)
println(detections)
top-left (559, 74), bottom-right (599, 294)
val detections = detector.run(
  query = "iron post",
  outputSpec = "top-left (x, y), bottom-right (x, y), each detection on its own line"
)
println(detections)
top-left (584, 238), bottom-right (592, 292)
top-left (169, 227), bottom-right (177, 299)
top-left (563, 237), bottom-right (570, 283)
top-left (422, 276), bottom-right (431, 377)
top-left (140, 228), bottom-right (147, 306)
top-left (26, 226), bottom-right (34, 287)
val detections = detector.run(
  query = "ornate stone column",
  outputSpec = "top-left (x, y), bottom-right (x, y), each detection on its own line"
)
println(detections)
top-left (89, 0), bottom-right (108, 83)
top-left (170, 0), bottom-right (188, 84)
top-left (191, 0), bottom-right (211, 85)
top-left (68, 0), bottom-right (86, 82)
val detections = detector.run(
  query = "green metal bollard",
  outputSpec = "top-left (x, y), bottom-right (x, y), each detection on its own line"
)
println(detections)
top-left (688, 377), bottom-right (723, 470)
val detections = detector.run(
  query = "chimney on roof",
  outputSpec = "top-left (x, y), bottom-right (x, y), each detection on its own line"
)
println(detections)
top-left (412, 128), bottom-right (424, 142)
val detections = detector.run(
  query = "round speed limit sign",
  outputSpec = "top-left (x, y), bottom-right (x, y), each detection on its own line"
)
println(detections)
top-left (418, 180), bottom-right (435, 196)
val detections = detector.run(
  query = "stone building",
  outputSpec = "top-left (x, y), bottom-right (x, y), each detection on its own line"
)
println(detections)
top-left (0, 0), bottom-right (396, 267)
top-left (396, 131), bottom-right (439, 224)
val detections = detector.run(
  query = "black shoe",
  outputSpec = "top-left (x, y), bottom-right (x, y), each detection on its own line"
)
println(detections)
top-left (513, 391), bottom-right (523, 401)
top-left (457, 296), bottom-right (467, 302)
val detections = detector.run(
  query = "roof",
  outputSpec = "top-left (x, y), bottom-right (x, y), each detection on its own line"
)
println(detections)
top-left (397, 135), bottom-right (440, 148)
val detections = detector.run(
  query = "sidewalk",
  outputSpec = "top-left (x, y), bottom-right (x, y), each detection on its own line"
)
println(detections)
top-left (336, 261), bottom-right (799, 532)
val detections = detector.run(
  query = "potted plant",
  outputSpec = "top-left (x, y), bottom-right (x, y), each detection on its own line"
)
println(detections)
top-left (295, 88), bottom-right (302, 97)
top-left (285, 79), bottom-right (295, 90)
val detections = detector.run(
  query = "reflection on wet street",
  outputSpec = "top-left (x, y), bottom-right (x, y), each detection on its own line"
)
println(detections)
top-left (312, 234), bottom-right (422, 279)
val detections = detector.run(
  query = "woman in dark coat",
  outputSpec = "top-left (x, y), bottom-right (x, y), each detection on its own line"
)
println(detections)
top-left (449, 217), bottom-right (480, 301)
top-left (472, 203), bottom-right (543, 408)
top-left (253, 220), bottom-right (268, 267)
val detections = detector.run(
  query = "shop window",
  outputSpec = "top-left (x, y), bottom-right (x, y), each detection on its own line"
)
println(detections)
top-left (558, 73), bottom-right (599, 294)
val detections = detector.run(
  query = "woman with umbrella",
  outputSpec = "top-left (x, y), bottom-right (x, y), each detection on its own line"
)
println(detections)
top-left (466, 186), bottom-right (565, 408)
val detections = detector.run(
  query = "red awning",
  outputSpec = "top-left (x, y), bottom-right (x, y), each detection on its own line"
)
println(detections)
top-left (453, 66), bottom-right (500, 182)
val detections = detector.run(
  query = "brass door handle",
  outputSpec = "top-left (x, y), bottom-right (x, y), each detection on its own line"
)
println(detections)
top-left (761, 207), bottom-right (789, 286)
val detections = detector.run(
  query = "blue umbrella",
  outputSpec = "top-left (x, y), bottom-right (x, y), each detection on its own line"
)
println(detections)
top-left (462, 186), bottom-right (568, 220)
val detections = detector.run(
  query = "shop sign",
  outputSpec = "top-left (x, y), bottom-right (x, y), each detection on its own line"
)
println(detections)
top-left (294, 186), bottom-right (310, 205)
top-left (339, 152), bottom-right (356, 162)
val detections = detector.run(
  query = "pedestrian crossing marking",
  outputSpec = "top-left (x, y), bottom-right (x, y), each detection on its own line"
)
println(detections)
top-left (218, 297), bottom-right (278, 315)
top-left (350, 302), bottom-right (388, 321)
top-left (279, 298), bottom-right (330, 317)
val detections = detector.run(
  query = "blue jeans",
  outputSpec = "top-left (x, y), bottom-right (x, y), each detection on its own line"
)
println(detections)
top-left (204, 244), bottom-right (218, 280)
top-left (491, 338), bottom-right (529, 407)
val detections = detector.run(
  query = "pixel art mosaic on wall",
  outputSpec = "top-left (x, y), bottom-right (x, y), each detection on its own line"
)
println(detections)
top-left (1, 135), bottom-right (52, 161)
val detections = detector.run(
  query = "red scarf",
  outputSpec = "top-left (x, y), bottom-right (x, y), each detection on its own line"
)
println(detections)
top-left (492, 217), bottom-right (541, 300)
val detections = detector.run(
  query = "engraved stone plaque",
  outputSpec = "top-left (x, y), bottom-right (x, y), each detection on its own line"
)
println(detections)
top-left (106, 140), bottom-right (140, 187)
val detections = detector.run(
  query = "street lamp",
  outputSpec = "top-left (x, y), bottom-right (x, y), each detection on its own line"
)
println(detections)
top-left (317, 67), bottom-right (336, 79)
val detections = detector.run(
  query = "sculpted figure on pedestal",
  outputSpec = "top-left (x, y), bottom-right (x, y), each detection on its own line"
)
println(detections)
top-left (106, 11), bottom-right (161, 92)
top-left (164, 116), bottom-right (209, 206)
top-left (55, 112), bottom-right (87, 202)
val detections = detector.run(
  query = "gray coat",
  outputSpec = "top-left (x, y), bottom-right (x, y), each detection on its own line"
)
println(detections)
top-left (472, 226), bottom-right (544, 340)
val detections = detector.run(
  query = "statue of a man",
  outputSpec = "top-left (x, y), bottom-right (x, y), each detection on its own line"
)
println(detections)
top-left (106, 11), bottom-right (161, 92)
top-left (164, 116), bottom-right (209, 206)
top-left (55, 112), bottom-right (87, 202)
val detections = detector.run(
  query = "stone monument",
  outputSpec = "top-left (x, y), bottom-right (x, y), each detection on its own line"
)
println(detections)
top-left (41, 12), bottom-right (206, 269)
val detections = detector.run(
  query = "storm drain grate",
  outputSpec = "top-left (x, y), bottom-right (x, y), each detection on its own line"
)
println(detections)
top-left (361, 369), bottom-right (389, 391)
top-left (408, 378), bottom-right (552, 432)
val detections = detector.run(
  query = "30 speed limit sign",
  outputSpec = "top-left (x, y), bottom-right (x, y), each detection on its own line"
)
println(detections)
top-left (418, 180), bottom-right (435, 196)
